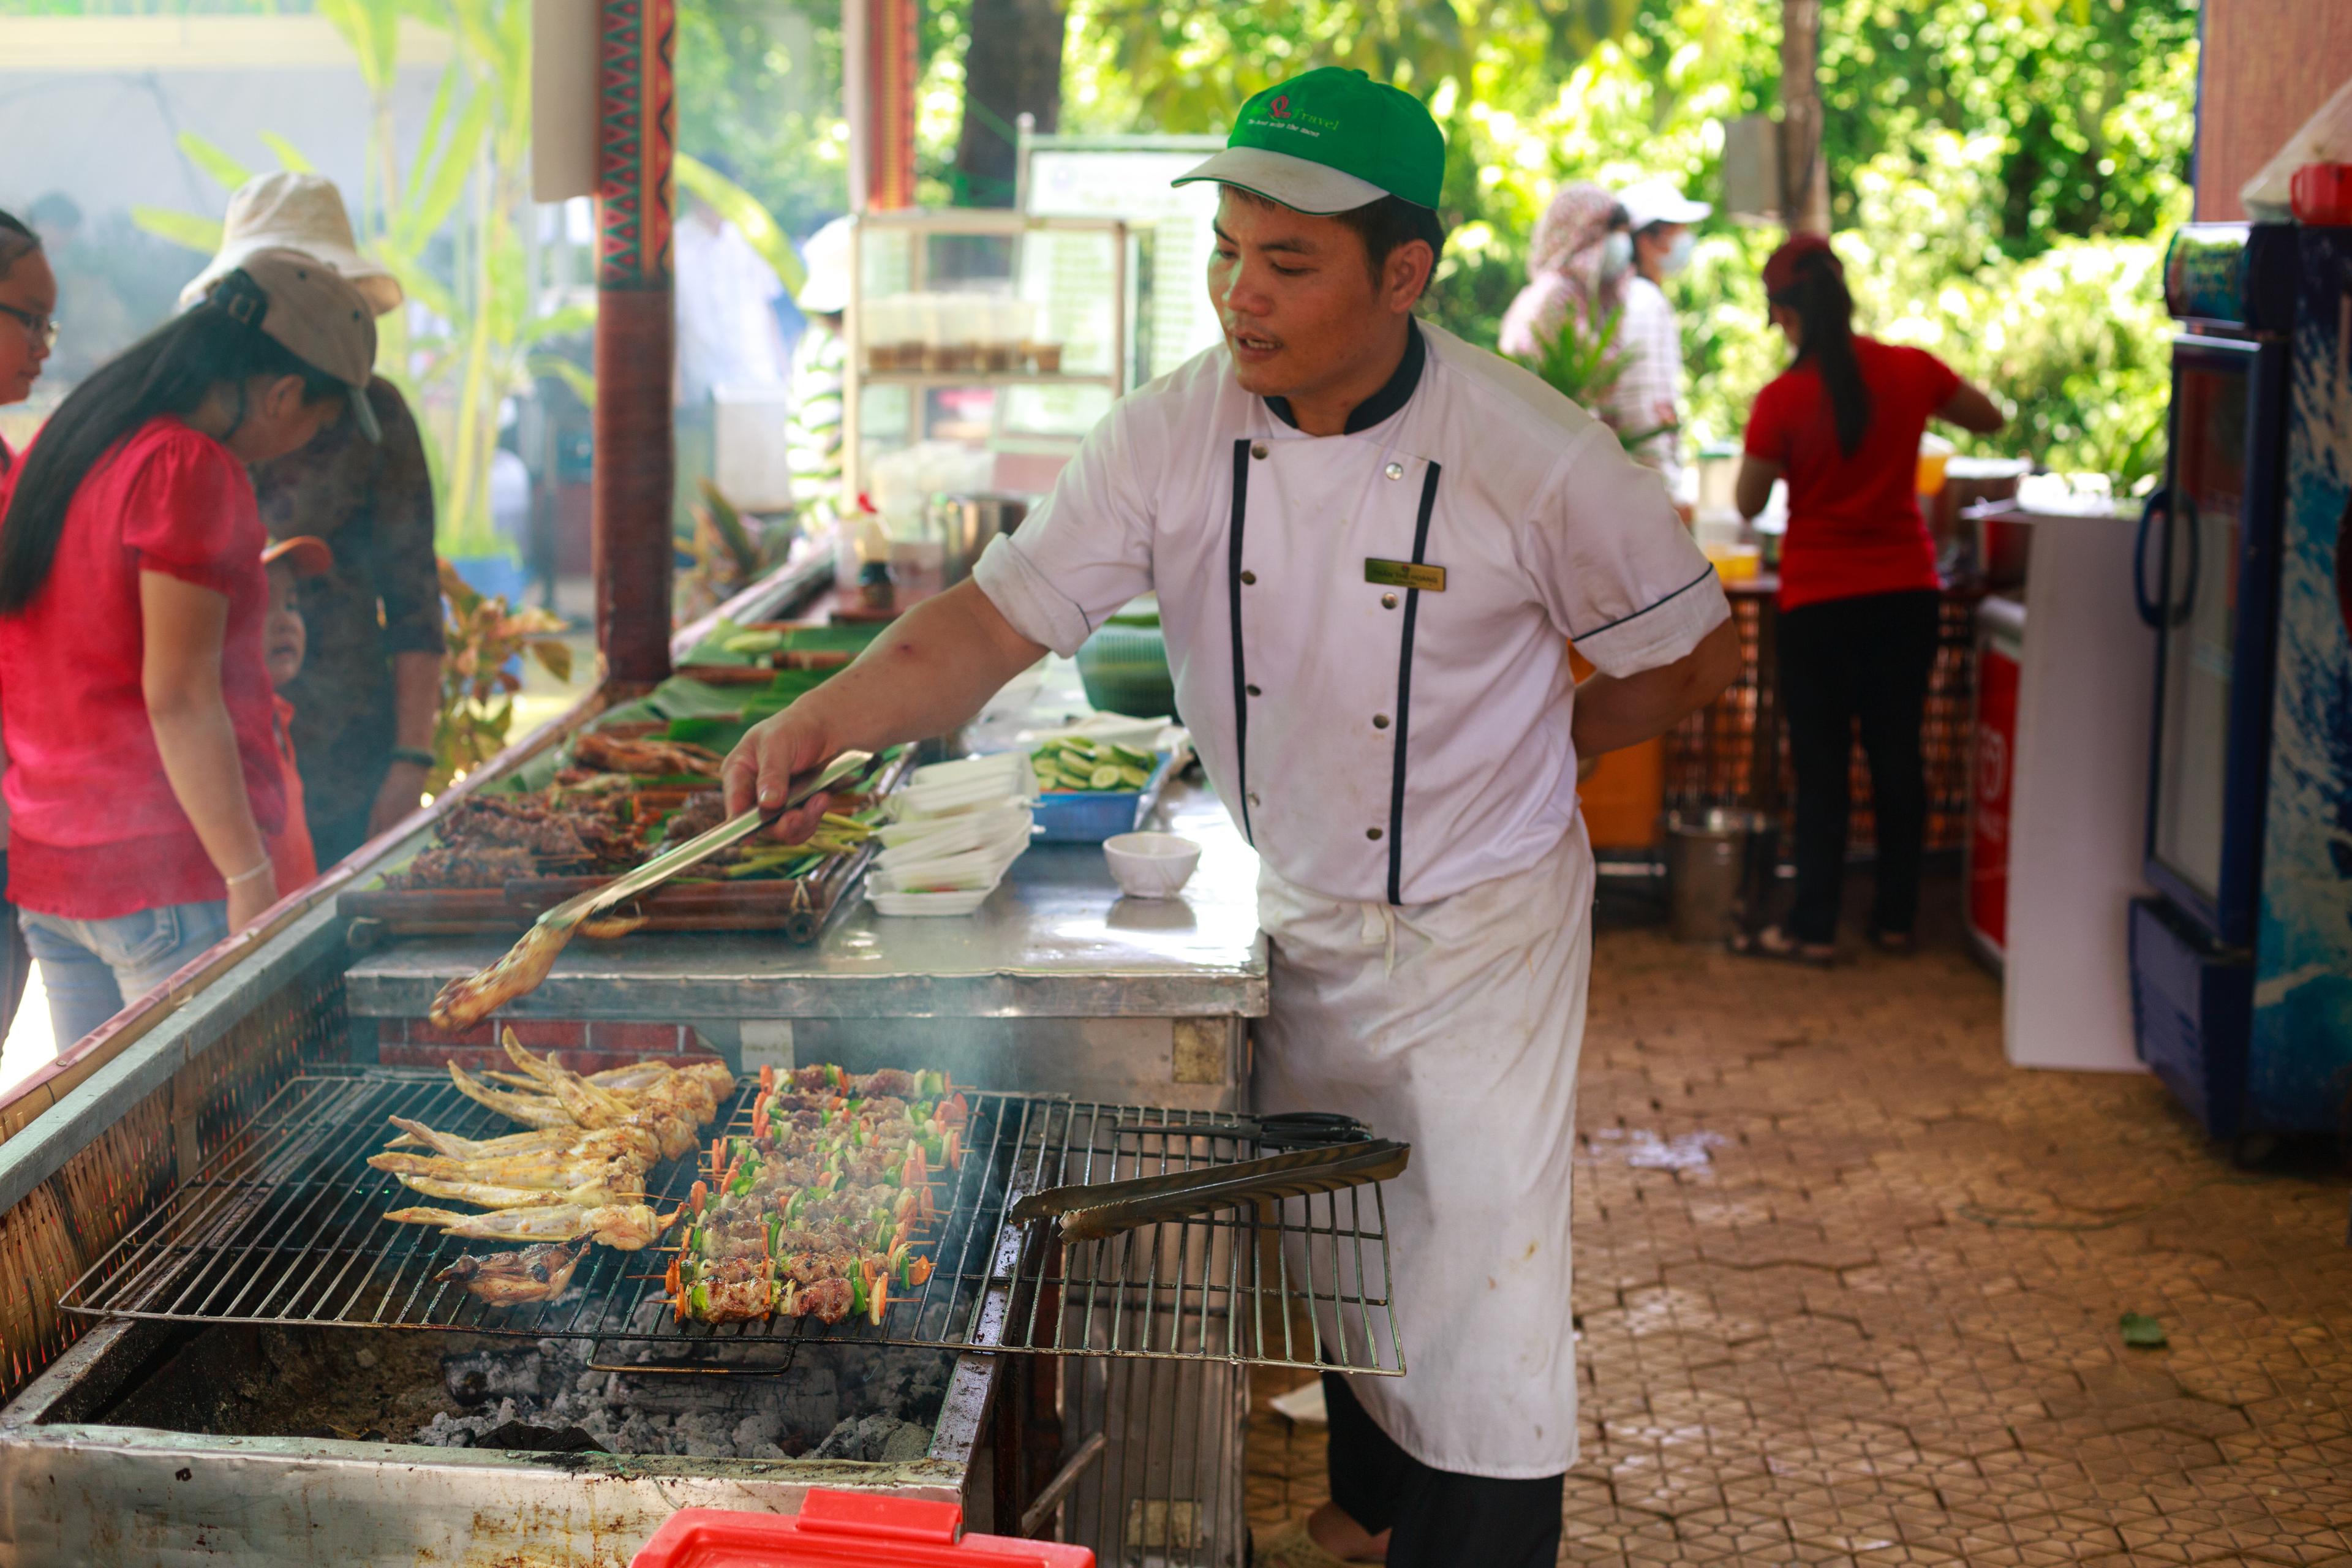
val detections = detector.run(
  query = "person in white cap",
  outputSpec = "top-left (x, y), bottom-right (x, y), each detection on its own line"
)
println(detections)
top-left (0, 250), bottom-right (377, 1045)
top-left (186, 173), bottom-right (445, 871)
top-left (1612, 176), bottom-right (1713, 491)
top-left (784, 217), bottom-right (852, 538)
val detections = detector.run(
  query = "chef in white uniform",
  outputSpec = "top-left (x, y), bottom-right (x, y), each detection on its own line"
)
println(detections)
top-left (725, 66), bottom-right (1740, 1567)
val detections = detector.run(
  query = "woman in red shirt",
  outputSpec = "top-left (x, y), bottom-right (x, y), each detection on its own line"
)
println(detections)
top-left (0, 208), bottom-right (56, 1044)
top-left (1730, 235), bottom-right (2003, 963)
top-left (0, 248), bottom-right (376, 1046)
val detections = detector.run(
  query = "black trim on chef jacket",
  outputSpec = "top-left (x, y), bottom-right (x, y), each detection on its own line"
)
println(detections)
top-left (1236, 323), bottom-right (1427, 861)
top-left (1385, 461), bottom-right (1442, 906)
top-left (1568, 564), bottom-right (1717, 642)
top-left (1264, 320), bottom-right (1428, 435)
top-left (1227, 437), bottom-right (1255, 845)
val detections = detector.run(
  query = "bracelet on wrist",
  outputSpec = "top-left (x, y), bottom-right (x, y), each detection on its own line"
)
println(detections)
top-left (389, 747), bottom-right (436, 771)
top-left (224, 858), bottom-right (275, 889)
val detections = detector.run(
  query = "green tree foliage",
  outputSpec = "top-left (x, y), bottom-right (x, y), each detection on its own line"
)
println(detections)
top-left (674, 0), bottom-right (848, 234)
top-left (1055, 0), bottom-right (2195, 484)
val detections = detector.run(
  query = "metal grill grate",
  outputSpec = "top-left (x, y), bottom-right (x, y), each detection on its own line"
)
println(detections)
top-left (58, 1068), bottom-right (1402, 1374)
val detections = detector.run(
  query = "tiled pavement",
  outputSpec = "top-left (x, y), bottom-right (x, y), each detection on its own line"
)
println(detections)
top-left (1245, 925), bottom-right (2352, 1565)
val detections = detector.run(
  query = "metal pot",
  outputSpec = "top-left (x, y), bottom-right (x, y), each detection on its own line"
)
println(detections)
top-left (933, 492), bottom-right (1034, 587)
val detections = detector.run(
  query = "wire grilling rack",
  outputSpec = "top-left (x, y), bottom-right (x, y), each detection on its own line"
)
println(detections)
top-left (59, 1067), bottom-right (1403, 1374)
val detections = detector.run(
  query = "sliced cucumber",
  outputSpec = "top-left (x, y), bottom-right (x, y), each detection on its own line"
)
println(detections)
top-left (1107, 743), bottom-right (1156, 771)
top-left (1088, 764), bottom-right (1125, 790)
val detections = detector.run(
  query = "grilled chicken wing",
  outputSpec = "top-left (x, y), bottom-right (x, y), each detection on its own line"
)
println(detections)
top-left (385, 1203), bottom-right (674, 1250)
top-left (447, 1063), bottom-right (578, 1129)
top-left (384, 1117), bottom-right (660, 1167)
top-left (369, 1151), bottom-right (646, 1190)
top-left (438, 1243), bottom-right (584, 1306)
top-left (391, 1173), bottom-right (644, 1210)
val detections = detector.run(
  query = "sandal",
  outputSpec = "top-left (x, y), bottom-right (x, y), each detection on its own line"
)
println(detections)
top-left (1726, 924), bottom-right (1836, 966)
top-left (1868, 927), bottom-right (1916, 956)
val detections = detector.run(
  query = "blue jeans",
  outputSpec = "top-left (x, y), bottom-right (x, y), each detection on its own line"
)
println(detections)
top-left (19, 900), bottom-right (229, 1049)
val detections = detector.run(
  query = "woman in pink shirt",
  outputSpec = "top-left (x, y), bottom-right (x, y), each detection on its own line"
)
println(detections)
top-left (0, 249), bottom-right (375, 1046)
top-left (0, 208), bottom-right (56, 1043)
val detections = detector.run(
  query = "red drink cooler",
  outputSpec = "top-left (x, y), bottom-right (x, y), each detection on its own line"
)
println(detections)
top-left (632, 1493), bottom-right (1097, 1567)
top-left (1966, 595), bottom-right (2024, 969)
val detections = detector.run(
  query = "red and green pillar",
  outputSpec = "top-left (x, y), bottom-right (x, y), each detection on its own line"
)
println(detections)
top-left (592, 0), bottom-right (676, 684)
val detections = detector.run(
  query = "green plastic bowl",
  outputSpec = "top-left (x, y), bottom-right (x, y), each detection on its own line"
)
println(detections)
top-left (1076, 618), bottom-right (1177, 721)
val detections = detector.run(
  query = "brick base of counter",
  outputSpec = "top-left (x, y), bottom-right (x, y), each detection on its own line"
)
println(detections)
top-left (374, 1017), bottom-right (717, 1075)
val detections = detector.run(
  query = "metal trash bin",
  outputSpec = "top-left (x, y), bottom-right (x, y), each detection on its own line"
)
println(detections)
top-left (1666, 809), bottom-right (1765, 944)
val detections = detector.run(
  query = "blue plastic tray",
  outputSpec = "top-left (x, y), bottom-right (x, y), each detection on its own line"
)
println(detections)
top-left (1030, 752), bottom-right (1178, 844)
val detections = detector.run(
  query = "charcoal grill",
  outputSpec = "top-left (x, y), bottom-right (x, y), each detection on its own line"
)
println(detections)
top-left (59, 1069), bottom-right (1403, 1375)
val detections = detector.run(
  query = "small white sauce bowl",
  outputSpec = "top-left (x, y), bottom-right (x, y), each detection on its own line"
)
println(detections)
top-left (1103, 832), bottom-right (1201, 900)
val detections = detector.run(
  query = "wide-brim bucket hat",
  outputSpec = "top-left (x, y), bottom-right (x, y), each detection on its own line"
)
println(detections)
top-left (178, 172), bottom-right (403, 318)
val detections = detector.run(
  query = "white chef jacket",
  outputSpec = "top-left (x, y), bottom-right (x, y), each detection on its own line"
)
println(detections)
top-left (974, 319), bottom-right (1729, 905)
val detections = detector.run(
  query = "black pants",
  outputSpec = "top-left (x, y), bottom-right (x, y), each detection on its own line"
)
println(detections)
top-left (1776, 588), bottom-right (1942, 945)
top-left (1322, 1373), bottom-right (1562, 1567)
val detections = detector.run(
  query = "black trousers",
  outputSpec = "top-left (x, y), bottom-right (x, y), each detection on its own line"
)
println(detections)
top-left (1776, 588), bottom-right (1942, 945)
top-left (1321, 1373), bottom-right (1563, 1567)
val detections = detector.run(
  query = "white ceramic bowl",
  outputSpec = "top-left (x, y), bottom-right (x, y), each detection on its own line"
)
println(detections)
top-left (1103, 832), bottom-right (1200, 900)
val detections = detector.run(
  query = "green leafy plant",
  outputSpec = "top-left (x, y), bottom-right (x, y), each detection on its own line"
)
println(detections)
top-left (431, 558), bottom-right (573, 793)
top-left (130, 0), bottom-right (584, 561)
top-left (1517, 307), bottom-right (1676, 455)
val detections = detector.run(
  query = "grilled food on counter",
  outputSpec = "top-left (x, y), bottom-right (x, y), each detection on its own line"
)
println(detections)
top-left (571, 729), bottom-right (725, 778)
top-left (438, 1242), bottom-right (583, 1306)
top-left (664, 1063), bottom-right (968, 1327)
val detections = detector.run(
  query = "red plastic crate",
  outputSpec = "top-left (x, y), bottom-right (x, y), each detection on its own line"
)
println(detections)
top-left (630, 1491), bottom-right (1096, 1567)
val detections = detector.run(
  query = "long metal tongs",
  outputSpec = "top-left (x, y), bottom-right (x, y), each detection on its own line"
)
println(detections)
top-left (1008, 1137), bottom-right (1411, 1242)
top-left (537, 747), bottom-right (874, 930)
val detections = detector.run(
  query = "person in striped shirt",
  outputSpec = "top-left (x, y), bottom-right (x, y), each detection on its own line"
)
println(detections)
top-left (1610, 178), bottom-right (1712, 496)
top-left (785, 219), bottom-right (851, 538)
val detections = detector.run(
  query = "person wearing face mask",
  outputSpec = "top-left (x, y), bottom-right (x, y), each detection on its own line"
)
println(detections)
top-left (0, 208), bottom-right (58, 1044)
top-left (1611, 178), bottom-right (1713, 490)
top-left (1497, 182), bottom-right (1630, 365)
top-left (0, 251), bottom-right (377, 1047)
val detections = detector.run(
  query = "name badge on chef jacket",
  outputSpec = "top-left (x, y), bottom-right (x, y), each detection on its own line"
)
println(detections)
top-left (1365, 558), bottom-right (1446, 592)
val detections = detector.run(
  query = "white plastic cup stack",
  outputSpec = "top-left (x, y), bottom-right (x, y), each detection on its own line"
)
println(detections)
top-left (867, 754), bottom-right (1036, 916)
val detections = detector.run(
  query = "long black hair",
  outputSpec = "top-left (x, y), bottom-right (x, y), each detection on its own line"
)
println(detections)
top-left (0, 209), bottom-right (39, 280)
top-left (0, 277), bottom-right (343, 614)
top-left (1770, 250), bottom-right (1872, 458)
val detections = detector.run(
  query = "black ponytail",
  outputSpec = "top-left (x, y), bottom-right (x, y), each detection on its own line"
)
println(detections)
top-left (1771, 252), bottom-right (1871, 458)
top-left (0, 284), bottom-right (342, 614)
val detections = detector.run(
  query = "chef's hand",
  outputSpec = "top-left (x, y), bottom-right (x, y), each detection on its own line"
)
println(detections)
top-left (723, 709), bottom-right (837, 843)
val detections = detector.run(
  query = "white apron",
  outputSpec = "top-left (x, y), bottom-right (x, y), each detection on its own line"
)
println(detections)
top-left (1253, 818), bottom-right (1592, 1479)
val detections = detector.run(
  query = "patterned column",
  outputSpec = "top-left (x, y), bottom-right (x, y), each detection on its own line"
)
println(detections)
top-left (863, 0), bottom-right (918, 209)
top-left (592, 0), bottom-right (677, 684)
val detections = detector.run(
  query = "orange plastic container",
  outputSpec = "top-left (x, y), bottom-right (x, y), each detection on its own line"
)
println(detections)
top-left (630, 1491), bottom-right (1098, 1567)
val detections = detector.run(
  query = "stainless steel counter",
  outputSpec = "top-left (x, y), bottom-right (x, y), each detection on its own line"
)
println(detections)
top-left (342, 659), bottom-right (1266, 1106)
top-left (341, 778), bottom-right (1265, 1023)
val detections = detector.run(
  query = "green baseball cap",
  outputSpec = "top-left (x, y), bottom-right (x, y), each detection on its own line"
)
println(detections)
top-left (1173, 67), bottom-right (1445, 214)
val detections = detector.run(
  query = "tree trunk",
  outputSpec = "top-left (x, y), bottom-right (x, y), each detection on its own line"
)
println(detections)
top-left (954, 0), bottom-right (1065, 208)
top-left (1779, 0), bottom-right (1831, 235)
